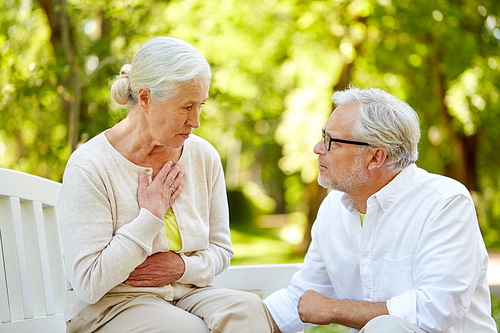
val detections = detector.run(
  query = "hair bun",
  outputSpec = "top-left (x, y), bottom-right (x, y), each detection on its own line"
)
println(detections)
top-left (120, 64), bottom-right (131, 78)
top-left (111, 64), bottom-right (132, 105)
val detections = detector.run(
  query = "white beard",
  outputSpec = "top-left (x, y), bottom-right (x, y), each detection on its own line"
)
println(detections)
top-left (317, 155), bottom-right (368, 193)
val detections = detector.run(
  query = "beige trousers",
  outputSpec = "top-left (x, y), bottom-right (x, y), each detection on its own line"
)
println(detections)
top-left (66, 286), bottom-right (273, 333)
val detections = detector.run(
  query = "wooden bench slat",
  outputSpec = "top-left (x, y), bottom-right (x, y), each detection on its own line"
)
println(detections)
top-left (43, 206), bottom-right (65, 313)
top-left (0, 313), bottom-right (66, 333)
top-left (0, 209), bottom-right (11, 323)
top-left (0, 197), bottom-right (33, 320)
top-left (32, 201), bottom-right (57, 316)
top-left (19, 201), bottom-right (48, 318)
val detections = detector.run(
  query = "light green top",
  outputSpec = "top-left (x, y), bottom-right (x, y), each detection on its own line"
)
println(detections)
top-left (164, 208), bottom-right (182, 252)
top-left (357, 207), bottom-right (365, 226)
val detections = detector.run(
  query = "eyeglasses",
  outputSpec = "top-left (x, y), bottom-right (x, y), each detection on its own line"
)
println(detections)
top-left (322, 127), bottom-right (370, 151)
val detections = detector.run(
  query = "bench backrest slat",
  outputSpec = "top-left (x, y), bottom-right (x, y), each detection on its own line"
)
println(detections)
top-left (0, 196), bottom-right (33, 321)
top-left (0, 202), bottom-right (11, 323)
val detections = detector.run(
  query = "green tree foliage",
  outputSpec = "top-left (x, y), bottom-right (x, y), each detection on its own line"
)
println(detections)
top-left (1, 0), bottom-right (499, 247)
top-left (0, 0), bottom-right (68, 180)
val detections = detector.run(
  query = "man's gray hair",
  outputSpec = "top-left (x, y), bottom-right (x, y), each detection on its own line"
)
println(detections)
top-left (332, 87), bottom-right (421, 172)
top-left (111, 36), bottom-right (211, 106)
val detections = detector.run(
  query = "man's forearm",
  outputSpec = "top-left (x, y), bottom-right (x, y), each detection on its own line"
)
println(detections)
top-left (298, 290), bottom-right (389, 330)
top-left (327, 298), bottom-right (389, 329)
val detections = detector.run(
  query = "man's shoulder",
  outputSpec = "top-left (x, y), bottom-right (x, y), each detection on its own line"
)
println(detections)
top-left (414, 167), bottom-right (471, 199)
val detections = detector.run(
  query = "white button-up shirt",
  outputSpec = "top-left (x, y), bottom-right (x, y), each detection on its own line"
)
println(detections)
top-left (264, 164), bottom-right (497, 333)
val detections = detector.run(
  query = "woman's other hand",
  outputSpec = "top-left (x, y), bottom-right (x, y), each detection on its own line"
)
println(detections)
top-left (124, 251), bottom-right (186, 287)
top-left (137, 161), bottom-right (183, 219)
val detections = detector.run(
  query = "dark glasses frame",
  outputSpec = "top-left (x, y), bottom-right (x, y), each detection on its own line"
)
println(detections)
top-left (322, 127), bottom-right (370, 151)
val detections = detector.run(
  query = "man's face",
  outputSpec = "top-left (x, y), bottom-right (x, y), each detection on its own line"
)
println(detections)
top-left (313, 103), bottom-right (369, 194)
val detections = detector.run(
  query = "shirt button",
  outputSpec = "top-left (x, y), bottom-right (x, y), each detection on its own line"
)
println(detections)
top-left (383, 204), bottom-right (388, 209)
top-left (180, 224), bottom-right (185, 230)
top-left (366, 293), bottom-right (370, 298)
top-left (168, 292), bottom-right (173, 298)
top-left (363, 253), bottom-right (368, 258)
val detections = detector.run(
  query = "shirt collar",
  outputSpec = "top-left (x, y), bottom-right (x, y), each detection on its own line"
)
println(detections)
top-left (340, 163), bottom-right (418, 212)
top-left (370, 163), bottom-right (417, 211)
top-left (341, 192), bottom-right (357, 213)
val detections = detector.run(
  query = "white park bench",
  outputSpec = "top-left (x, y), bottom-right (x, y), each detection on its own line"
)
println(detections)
top-left (0, 167), bottom-right (301, 333)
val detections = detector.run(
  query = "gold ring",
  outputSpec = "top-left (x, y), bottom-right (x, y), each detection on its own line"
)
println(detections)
top-left (170, 187), bottom-right (175, 194)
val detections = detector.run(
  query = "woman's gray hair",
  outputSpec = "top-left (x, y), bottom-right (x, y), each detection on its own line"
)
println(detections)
top-left (111, 36), bottom-right (211, 106)
top-left (332, 87), bottom-right (421, 172)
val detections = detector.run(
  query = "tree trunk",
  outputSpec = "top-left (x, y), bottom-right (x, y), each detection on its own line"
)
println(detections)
top-left (432, 54), bottom-right (478, 191)
top-left (455, 133), bottom-right (479, 191)
top-left (37, 0), bottom-right (81, 151)
top-left (295, 180), bottom-right (328, 254)
top-left (37, 0), bottom-right (116, 152)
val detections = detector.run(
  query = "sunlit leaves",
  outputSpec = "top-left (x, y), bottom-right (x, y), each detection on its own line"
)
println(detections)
top-left (2, 0), bottom-right (500, 245)
top-left (446, 67), bottom-right (486, 136)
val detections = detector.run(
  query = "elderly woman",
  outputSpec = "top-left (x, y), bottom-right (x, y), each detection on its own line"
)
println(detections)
top-left (59, 37), bottom-right (272, 333)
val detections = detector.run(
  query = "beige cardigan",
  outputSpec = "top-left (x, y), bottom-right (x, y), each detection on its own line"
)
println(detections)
top-left (59, 132), bottom-right (233, 322)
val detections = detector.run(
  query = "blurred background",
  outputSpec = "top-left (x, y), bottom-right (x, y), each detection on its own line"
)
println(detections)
top-left (1, 0), bottom-right (500, 266)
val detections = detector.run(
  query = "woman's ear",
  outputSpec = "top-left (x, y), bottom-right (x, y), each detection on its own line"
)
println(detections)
top-left (367, 147), bottom-right (387, 171)
top-left (137, 87), bottom-right (151, 112)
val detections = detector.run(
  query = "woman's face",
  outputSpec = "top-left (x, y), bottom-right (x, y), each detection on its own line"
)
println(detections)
top-left (143, 79), bottom-right (209, 149)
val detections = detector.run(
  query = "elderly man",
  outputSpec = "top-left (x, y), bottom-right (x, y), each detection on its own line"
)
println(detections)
top-left (264, 87), bottom-right (497, 333)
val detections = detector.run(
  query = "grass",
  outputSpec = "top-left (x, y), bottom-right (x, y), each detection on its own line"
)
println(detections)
top-left (230, 228), bottom-right (303, 265)
top-left (229, 227), bottom-right (500, 332)
top-left (492, 293), bottom-right (500, 331)
top-left (306, 324), bottom-right (350, 332)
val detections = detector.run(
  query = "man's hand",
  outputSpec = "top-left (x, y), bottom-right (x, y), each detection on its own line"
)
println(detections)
top-left (124, 251), bottom-right (185, 287)
top-left (298, 290), bottom-right (335, 325)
